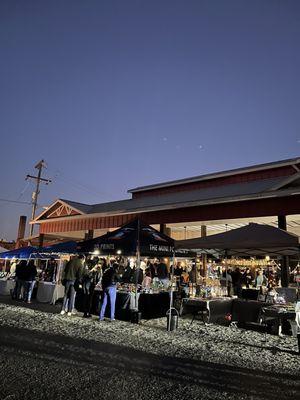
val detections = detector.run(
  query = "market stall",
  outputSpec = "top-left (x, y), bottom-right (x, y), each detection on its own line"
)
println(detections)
top-left (78, 218), bottom-right (177, 319)
top-left (35, 241), bottom-right (78, 304)
top-left (176, 223), bottom-right (300, 257)
top-left (0, 246), bottom-right (40, 297)
top-left (0, 242), bottom-right (75, 303)
top-left (176, 223), bottom-right (300, 332)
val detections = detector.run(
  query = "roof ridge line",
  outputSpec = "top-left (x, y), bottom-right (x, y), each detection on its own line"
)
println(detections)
top-left (128, 156), bottom-right (300, 193)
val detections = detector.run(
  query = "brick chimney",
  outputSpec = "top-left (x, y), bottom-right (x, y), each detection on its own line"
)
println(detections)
top-left (15, 215), bottom-right (27, 249)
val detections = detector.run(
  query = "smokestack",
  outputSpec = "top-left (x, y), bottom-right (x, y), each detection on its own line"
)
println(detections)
top-left (15, 215), bottom-right (27, 249)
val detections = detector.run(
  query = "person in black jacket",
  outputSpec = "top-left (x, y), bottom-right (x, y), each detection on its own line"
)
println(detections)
top-left (82, 257), bottom-right (102, 318)
top-left (231, 267), bottom-right (243, 298)
top-left (157, 259), bottom-right (169, 288)
top-left (99, 262), bottom-right (119, 321)
top-left (12, 260), bottom-right (27, 300)
top-left (122, 262), bottom-right (133, 283)
top-left (23, 260), bottom-right (37, 303)
top-left (242, 268), bottom-right (253, 288)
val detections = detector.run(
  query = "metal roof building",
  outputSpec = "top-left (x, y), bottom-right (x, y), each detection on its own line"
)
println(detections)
top-left (33, 156), bottom-right (300, 241)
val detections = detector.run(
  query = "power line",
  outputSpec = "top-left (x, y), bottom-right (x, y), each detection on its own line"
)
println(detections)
top-left (17, 180), bottom-right (31, 200)
top-left (0, 198), bottom-right (32, 205)
top-left (47, 168), bottom-right (108, 199)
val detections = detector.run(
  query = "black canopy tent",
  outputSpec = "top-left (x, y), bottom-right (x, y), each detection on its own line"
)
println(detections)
top-left (77, 218), bottom-right (175, 256)
top-left (175, 223), bottom-right (300, 257)
top-left (176, 223), bottom-right (300, 287)
top-left (78, 219), bottom-right (178, 323)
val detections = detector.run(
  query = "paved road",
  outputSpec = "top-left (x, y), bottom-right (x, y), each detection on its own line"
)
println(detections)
top-left (0, 324), bottom-right (299, 400)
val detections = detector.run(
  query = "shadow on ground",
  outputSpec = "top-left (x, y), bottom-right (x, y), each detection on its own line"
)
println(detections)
top-left (0, 324), bottom-right (299, 400)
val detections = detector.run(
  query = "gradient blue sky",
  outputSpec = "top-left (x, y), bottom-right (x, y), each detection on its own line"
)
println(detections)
top-left (1, 0), bottom-right (300, 240)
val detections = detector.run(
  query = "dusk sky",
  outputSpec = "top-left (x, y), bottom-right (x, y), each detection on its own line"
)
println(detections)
top-left (0, 0), bottom-right (300, 240)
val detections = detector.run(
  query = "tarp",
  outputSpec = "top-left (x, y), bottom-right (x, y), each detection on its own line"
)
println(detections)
top-left (0, 246), bottom-right (38, 259)
top-left (39, 241), bottom-right (78, 254)
top-left (78, 218), bottom-right (175, 256)
top-left (175, 223), bottom-right (300, 256)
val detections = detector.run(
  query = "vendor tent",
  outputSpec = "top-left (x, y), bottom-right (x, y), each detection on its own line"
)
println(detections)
top-left (39, 241), bottom-right (78, 255)
top-left (79, 218), bottom-right (176, 314)
top-left (0, 246), bottom-right (38, 259)
top-left (78, 219), bottom-right (175, 256)
top-left (0, 246), bottom-right (8, 253)
top-left (175, 223), bottom-right (300, 256)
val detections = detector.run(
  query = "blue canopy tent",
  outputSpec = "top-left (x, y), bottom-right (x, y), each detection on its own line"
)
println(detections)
top-left (0, 243), bottom-right (77, 295)
top-left (39, 241), bottom-right (78, 255)
top-left (0, 242), bottom-right (78, 263)
top-left (0, 246), bottom-right (39, 259)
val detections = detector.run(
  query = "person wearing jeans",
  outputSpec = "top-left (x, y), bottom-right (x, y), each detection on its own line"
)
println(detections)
top-left (100, 285), bottom-right (117, 320)
top-left (62, 279), bottom-right (76, 314)
top-left (24, 280), bottom-right (36, 303)
top-left (99, 262), bottom-right (119, 321)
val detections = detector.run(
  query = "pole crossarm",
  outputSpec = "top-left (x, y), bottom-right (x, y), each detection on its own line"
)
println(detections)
top-left (26, 174), bottom-right (52, 184)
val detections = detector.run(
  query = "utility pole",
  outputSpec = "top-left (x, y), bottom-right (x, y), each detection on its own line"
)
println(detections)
top-left (26, 160), bottom-right (52, 237)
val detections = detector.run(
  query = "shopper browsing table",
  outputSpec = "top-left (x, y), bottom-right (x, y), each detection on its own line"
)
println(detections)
top-left (99, 262), bottom-right (119, 321)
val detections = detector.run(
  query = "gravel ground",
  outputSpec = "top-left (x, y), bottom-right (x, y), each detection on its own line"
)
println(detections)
top-left (0, 301), bottom-right (299, 400)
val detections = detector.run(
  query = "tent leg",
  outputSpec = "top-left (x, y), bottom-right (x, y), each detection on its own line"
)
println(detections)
top-left (167, 251), bottom-right (175, 331)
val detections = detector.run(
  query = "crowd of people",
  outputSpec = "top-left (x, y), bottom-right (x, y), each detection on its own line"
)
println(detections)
top-left (214, 266), bottom-right (282, 298)
top-left (6, 255), bottom-right (300, 322)
top-left (6, 255), bottom-right (172, 320)
top-left (59, 255), bottom-right (171, 320)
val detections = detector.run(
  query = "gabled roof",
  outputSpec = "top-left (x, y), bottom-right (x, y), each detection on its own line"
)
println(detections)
top-left (58, 199), bottom-right (92, 214)
top-left (128, 156), bottom-right (300, 193)
top-left (34, 199), bottom-right (88, 221)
